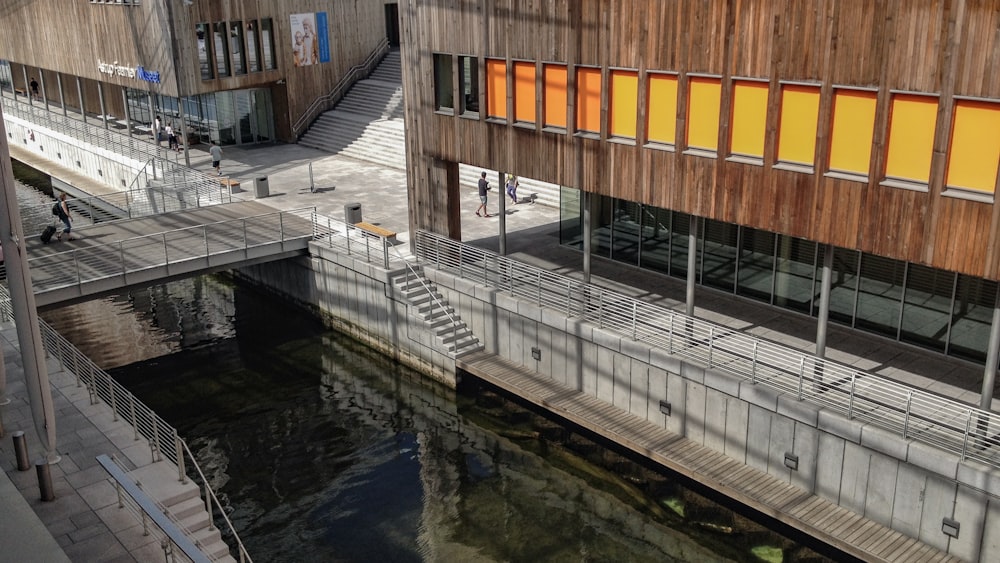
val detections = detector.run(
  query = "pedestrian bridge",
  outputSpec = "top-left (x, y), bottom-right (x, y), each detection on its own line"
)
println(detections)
top-left (24, 201), bottom-right (316, 307)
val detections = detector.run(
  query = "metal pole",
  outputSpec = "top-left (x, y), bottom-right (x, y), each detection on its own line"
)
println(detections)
top-left (498, 171), bottom-right (507, 256)
top-left (56, 73), bottom-right (67, 116)
top-left (980, 284), bottom-right (1000, 411)
top-left (122, 89), bottom-right (133, 141)
top-left (582, 191), bottom-right (591, 284)
top-left (0, 117), bottom-right (59, 463)
top-left (686, 216), bottom-right (698, 316)
top-left (816, 244), bottom-right (834, 359)
top-left (309, 161), bottom-right (315, 192)
top-left (76, 77), bottom-right (87, 124)
top-left (97, 82), bottom-right (108, 129)
top-left (21, 66), bottom-right (30, 106)
top-left (36, 460), bottom-right (55, 501)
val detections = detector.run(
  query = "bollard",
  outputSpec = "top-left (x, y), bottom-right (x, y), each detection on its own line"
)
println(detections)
top-left (13, 431), bottom-right (30, 471)
top-left (36, 460), bottom-right (55, 501)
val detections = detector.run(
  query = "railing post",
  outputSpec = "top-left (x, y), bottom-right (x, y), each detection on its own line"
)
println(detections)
top-left (797, 357), bottom-right (806, 400)
top-left (903, 391), bottom-right (913, 439)
top-left (599, 291), bottom-right (605, 329)
top-left (151, 421), bottom-right (161, 462)
top-left (279, 212), bottom-right (285, 240)
top-left (668, 313), bottom-right (674, 354)
top-left (848, 373), bottom-right (857, 419)
top-left (162, 233), bottom-right (169, 265)
top-left (175, 433), bottom-right (187, 483)
top-left (631, 301), bottom-right (638, 340)
top-left (708, 326), bottom-right (715, 368)
top-left (109, 381), bottom-right (118, 421)
top-left (130, 395), bottom-right (139, 440)
top-left (962, 410), bottom-right (973, 461)
top-left (751, 341), bottom-right (759, 383)
top-left (383, 238), bottom-right (390, 269)
top-left (118, 241), bottom-right (126, 278)
top-left (204, 485), bottom-right (214, 529)
top-left (204, 226), bottom-right (210, 257)
top-left (537, 271), bottom-right (542, 306)
top-left (565, 279), bottom-right (572, 315)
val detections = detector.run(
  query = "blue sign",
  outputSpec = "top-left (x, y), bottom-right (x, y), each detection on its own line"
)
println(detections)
top-left (136, 66), bottom-right (161, 84)
top-left (316, 11), bottom-right (330, 64)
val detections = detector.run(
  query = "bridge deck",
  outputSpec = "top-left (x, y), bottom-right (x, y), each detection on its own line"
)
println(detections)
top-left (25, 201), bottom-right (314, 307)
top-left (457, 351), bottom-right (963, 563)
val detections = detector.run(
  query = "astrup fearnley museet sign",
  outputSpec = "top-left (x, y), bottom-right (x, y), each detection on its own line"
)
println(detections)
top-left (97, 59), bottom-right (161, 84)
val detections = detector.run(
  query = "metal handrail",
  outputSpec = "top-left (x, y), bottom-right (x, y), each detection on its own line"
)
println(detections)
top-left (307, 211), bottom-right (398, 269)
top-left (389, 244), bottom-right (468, 358)
top-left (178, 440), bottom-right (251, 563)
top-left (27, 207), bottom-right (316, 295)
top-left (291, 38), bottom-right (390, 139)
top-left (412, 230), bottom-right (1000, 470)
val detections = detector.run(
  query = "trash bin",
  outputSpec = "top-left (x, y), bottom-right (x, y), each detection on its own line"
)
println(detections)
top-left (345, 203), bottom-right (362, 224)
top-left (254, 176), bottom-right (269, 198)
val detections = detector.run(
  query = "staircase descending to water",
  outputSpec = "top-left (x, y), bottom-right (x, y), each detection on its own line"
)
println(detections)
top-left (298, 49), bottom-right (562, 208)
top-left (392, 267), bottom-right (482, 358)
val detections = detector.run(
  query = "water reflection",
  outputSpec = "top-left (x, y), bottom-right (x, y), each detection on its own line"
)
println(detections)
top-left (40, 277), bottom-right (832, 562)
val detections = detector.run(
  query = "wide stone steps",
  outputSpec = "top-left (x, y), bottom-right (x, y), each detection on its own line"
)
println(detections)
top-left (301, 112), bottom-right (406, 169)
top-left (392, 268), bottom-right (483, 358)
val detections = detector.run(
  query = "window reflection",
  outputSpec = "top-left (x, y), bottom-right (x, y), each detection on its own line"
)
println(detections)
top-left (246, 20), bottom-right (261, 73)
top-left (230, 21), bottom-right (246, 75)
top-left (213, 22), bottom-right (230, 77)
top-left (196, 23), bottom-right (212, 80)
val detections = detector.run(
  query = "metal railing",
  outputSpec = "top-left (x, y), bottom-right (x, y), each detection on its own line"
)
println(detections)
top-left (308, 213), bottom-right (398, 269)
top-left (389, 244), bottom-right (469, 358)
top-left (291, 38), bottom-right (390, 139)
top-left (27, 208), bottom-right (316, 295)
top-left (413, 230), bottom-right (1000, 470)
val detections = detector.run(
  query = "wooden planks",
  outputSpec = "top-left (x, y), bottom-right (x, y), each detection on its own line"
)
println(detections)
top-left (457, 350), bottom-right (964, 563)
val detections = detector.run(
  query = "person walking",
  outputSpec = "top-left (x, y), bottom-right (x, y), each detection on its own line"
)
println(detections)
top-left (505, 174), bottom-right (519, 205)
top-left (29, 77), bottom-right (39, 100)
top-left (476, 171), bottom-right (491, 217)
top-left (54, 193), bottom-right (76, 241)
top-left (209, 141), bottom-right (223, 176)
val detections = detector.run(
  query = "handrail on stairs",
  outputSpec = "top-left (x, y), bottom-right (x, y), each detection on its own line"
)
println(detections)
top-left (390, 244), bottom-right (468, 358)
top-left (292, 38), bottom-right (391, 139)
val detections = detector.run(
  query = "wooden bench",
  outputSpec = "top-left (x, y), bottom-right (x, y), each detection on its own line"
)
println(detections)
top-left (218, 177), bottom-right (240, 192)
top-left (355, 221), bottom-right (397, 244)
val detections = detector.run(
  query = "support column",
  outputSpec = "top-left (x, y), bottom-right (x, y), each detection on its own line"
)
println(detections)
top-left (582, 190), bottom-right (591, 284)
top-left (40, 74), bottom-right (48, 111)
top-left (122, 89), bottom-right (133, 140)
top-left (56, 74), bottom-right (66, 116)
top-left (686, 216), bottom-right (699, 316)
top-left (980, 285), bottom-right (1000, 411)
top-left (97, 82), bottom-right (108, 129)
top-left (21, 66), bottom-right (31, 105)
top-left (498, 171), bottom-right (506, 255)
top-left (177, 97), bottom-right (191, 166)
top-left (76, 77), bottom-right (87, 124)
top-left (816, 244), bottom-right (834, 359)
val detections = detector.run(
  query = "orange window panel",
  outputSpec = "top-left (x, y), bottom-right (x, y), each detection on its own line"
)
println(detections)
top-left (829, 90), bottom-right (877, 175)
top-left (610, 70), bottom-right (638, 138)
top-left (543, 64), bottom-right (567, 128)
top-left (646, 73), bottom-right (678, 144)
top-left (686, 76), bottom-right (721, 151)
top-left (513, 61), bottom-right (536, 123)
top-left (730, 81), bottom-right (769, 157)
top-left (485, 59), bottom-right (507, 119)
top-left (576, 67), bottom-right (602, 133)
top-left (885, 94), bottom-right (938, 183)
top-left (946, 100), bottom-right (1000, 192)
top-left (777, 85), bottom-right (820, 165)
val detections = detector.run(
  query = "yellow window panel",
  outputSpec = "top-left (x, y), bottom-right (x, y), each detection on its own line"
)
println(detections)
top-left (544, 64), bottom-right (567, 128)
top-left (576, 67), bottom-right (602, 133)
top-left (513, 61), bottom-right (536, 124)
top-left (646, 73), bottom-right (678, 144)
top-left (829, 89), bottom-right (877, 175)
top-left (885, 94), bottom-right (938, 183)
top-left (946, 100), bottom-right (1000, 193)
top-left (485, 59), bottom-right (507, 119)
top-left (687, 76), bottom-right (721, 151)
top-left (730, 81), bottom-right (769, 157)
top-left (610, 70), bottom-right (638, 138)
top-left (777, 85), bottom-right (820, 165)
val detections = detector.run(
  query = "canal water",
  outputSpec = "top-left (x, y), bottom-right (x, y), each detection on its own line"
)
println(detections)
top-left (14, 162), bottom-right (835, 562)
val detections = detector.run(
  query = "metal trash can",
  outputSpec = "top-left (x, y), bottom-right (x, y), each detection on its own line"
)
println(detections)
top-left (254, 176), bottom-right (269, 198)
top-left (345, 202), bottom-right (362, 224)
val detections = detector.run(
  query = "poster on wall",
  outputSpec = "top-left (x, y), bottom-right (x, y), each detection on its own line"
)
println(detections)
top-left (290, 12), bottom-right (330, 67)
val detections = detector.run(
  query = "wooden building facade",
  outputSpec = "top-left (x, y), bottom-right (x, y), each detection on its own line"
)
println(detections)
top-left (0, 0), bottom-right (394, 143)
top-left (400, 0), bottom-right (1000, 282)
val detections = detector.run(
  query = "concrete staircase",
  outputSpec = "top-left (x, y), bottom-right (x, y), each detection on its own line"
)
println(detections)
top-left (392, 267), bottom-right (483, 358)
top-left (129, 462), bottom-right (237, 562)
top-left (299, 47), bottom-right (564, 209)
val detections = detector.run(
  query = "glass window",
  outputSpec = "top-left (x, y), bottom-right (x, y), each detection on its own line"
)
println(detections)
top-left (729, 80), bottom-right (769, 158)
top-left (646, 73), bottom-right (678, 145)
top-left (736, 228), bottom-right (775, 301)
top-left (215, 91), bottom-right (236, 145)
top-left (900, 264), bottom-right (954, 353)
top-left (885, 94), bottom-right (938, 183)
top-left (639, 206), bottom-right (673, 274)
top-left (213, 22), bottom-right (230, 77)
top-left (459, 56), bottom-right (479, 115)
top-left (686, 76), bottom-right (721, 151)
top-left (543, 64), bottom-right (568, 129)
top-left (196, 23), bottom-right (213, 80)
top-left (513, 61), bottom-right (536, 124)
top-left (609, 70), bottom-right (638, 139)
top-left (856, 254), bottom-right (905, 338)
top-left (949, 276), bottom-right (997, 362)
top-left (611, 200), bottom-right (642, 265)
top-left (773, 236), bottom-right (817, 314)
top-left (946, 100), bottom-right (1000, 192)
top-left (700, 219), bottom-right (738, 291)
top-left (822, 247), bottom-right (860, 325)
top-left (245, 21), bottom-right (261, 73)
top-left (229, 21), bottom-right (246, 75)
top-left (485, 58), bottom-right (506, 119)
top-left (260, 18), bottom-right (277, 70)
top-left (669, 212), bottom-right (692, 279)
top-left (433, 54), bottom-right (454, 111)
top-left (777, 85), bottom-right (820, 165)
top-left (559, 186), bottom-right (583, 249)
top-left (829, 89), bottom-right (877, 176)
top-left (576, 67), bottom-right (601, 133)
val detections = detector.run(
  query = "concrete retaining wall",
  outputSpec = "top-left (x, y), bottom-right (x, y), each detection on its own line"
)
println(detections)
top-left (238, 246), bottom-right (1000, 561)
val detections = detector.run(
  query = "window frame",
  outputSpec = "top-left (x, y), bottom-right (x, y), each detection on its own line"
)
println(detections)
top-left (825, 86), bottom-right (879, 182)
top-left (727, 77), bottom-right (770, 163)
top-left (433, 53), bottom-right (455, 114)
top-left (644, 71), bottom-right (679, 150)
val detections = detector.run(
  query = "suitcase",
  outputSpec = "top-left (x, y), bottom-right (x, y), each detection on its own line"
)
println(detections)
top-left (40, 225), bottom-right (57, 244)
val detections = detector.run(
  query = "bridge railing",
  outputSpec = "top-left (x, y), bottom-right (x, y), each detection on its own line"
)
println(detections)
top-left (27, 207), bottom-right (316, 295)
top-left (308, 211), bottom-right (397, 269)
top-left (413, 230), bottom-right (1000, 471)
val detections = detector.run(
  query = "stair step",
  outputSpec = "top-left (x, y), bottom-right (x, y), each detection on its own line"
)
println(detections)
top-left (167, 496), bottom-right (206, 521)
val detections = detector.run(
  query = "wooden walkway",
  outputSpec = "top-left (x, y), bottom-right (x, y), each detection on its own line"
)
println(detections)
top-left (457, 351), bottom-right (964, 563)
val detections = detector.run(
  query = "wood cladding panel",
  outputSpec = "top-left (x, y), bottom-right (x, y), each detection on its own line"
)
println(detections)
top-left (402, 0), bottom-right (1000, 279)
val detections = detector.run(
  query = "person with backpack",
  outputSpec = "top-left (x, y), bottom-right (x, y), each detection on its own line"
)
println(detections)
top-left (52, 193), bottom-right (76, 241)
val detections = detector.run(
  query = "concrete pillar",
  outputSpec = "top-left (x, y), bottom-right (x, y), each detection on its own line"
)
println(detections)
top-left (980, 285), bottom-right (1000, 411)
top-left (686, 216), bottom-right (698, 316)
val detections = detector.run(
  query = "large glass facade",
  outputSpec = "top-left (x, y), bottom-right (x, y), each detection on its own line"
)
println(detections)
top-left (125, 87), bottom-right (273, 146)
top-left (560, 188), bottom-right (998, 364)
